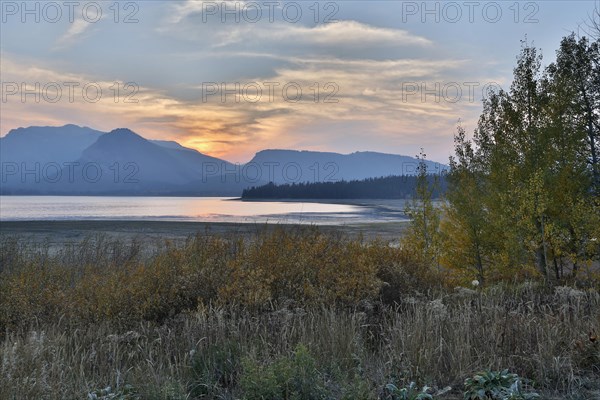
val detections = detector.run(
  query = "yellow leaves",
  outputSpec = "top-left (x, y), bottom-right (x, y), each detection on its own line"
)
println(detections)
top-left (218, 229), bottom-right (383, 308)
top-left (0, 228), bottom-right (456, 332)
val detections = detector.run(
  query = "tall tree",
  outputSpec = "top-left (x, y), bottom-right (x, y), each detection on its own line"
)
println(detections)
top-left (404, 150), bottom-right (442, 269)
top-left (547, 34), bottom-right (600, 194)
top-left (443, 37), bottom-right (599, 283)
top-left (441, 126), bottom-right (489, 283)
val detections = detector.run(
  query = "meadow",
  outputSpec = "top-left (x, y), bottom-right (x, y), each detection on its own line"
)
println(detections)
top-left (0, 227), bottom-right (599, 399)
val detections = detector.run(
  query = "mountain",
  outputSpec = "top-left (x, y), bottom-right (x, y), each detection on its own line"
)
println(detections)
top-left (68, 128), bottom-right (250, 195)
top-left (0, 124), bottom-right (103, 165)
top-left (0, 125), bottom-right (448, 196)
top-left (78, 128), bottom-right (198, 185)
top-left (247, 149), bottom-right (446, 185)
top-left (0, 125), bottom-right (250, 195)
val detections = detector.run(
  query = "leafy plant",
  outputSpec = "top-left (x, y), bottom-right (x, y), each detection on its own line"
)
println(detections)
top-left (463, 370), bottom-right (539, 400)
top-left (240, 343), bottom-right (332, 399)
top-left (189, 341), bottom-right (240, 398)
top-left (383, 381), bottom-right (434, 400)
top-left (87, 384), bottom-right (140, 400)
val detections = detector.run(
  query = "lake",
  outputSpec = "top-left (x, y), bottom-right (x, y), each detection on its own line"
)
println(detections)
top-left (0, 196), bottom-right (407, 225)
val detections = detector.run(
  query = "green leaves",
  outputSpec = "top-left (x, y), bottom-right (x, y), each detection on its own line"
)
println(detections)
top-left (443, 34), bottom-right (600, 283)
top-left (88, 384), bottom-right (140, 400)
top-left (240, 344), bottom-right (332, 400)
top-left (383, 382), bottom-right (434, 400)
top-left (463, 370), bottom-right (539, 400)
top-left (404, 149), bottom-right (443, 271)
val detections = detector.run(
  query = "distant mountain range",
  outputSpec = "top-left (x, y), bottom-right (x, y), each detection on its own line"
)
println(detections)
top-left (0, 125), bottom-right (447, 196)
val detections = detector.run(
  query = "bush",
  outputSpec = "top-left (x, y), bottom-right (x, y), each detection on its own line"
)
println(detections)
top-left (87, 384), bottom-right (140, 400)
top-left (383, 382), bottom-right (434, 400)
top-left (0, 228), bottom-right (456, 333)
top-left (240, 344), bottom-right (332, 399)
top-left (189, 341), bottom-right (241, 398)
top-left (463, 370), bottom-right (539, 400)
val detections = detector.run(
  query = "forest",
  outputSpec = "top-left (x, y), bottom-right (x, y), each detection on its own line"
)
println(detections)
top-left (241, 174), bottom-right (447, 199)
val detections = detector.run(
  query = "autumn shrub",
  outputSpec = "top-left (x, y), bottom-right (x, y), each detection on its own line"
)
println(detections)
top-left (371, 241), bottom-right (445, 304)
top-left (3, 227), bottom-right (589, 335)
top-left (219, 229), bottom-right (383, 307)
top-left (0, 229), bottom-right (378, 330)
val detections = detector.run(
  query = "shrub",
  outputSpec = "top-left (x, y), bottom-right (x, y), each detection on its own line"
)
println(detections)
top-left (219, 229), bottom-right (383, 307)
top-left (463, 370), bottom-right (539, 400)
top-left (240, 344), bottom-right (332, 399)
top-left (189, 341), bottom-right (241, 398)
top-left (382, 382), bottom-right (434, 400)
top-left (87, 384), bottom-right (140, 400)
top-left (0, 228), bottom-right (445, 332)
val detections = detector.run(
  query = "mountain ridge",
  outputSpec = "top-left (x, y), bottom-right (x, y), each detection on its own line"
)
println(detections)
top-left (0, 125), bottom-right (448, 196)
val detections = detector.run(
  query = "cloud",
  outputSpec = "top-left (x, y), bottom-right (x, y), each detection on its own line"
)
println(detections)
top-left (165, 17), bottom-right (433, 50)
top-left (160, 1), bottom-right (432, 52)
top-left (166, 0), bottom-right (217, 24)
top-left (54, 15), bottom-right (97, 49)
top-left (214, 20), bottom-right (432, 48)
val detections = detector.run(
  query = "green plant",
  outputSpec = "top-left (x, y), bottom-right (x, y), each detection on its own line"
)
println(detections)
top-left (88, 384), bottom-right (140, 400)
top-left (189, 341), bottom-right (240, 398)
top-left (240, 343), bottom-right (332, 399)
top-left (383, 382), bottom-right (434, 400)
top-left (463, 370), bottom-right (539, 400)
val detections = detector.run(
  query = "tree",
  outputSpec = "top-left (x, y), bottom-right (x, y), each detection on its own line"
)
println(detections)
top-left (442, 36), bottom-right (599, 283)
top-left (404, 150), bottom-right (442, 270)
top-left (546, 35), bottom-right (600, 194)
top-left (584, 2), bottom-right (600, 40)
top-left (441, 126), bottom-right (489, 283)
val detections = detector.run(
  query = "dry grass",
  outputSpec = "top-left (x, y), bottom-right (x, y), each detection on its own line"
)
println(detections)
top-left (0, 229), bottom-right (599, 399)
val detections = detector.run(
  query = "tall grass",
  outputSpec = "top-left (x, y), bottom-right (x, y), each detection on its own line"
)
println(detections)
top-left (0, 229), bottom-right (599, 399)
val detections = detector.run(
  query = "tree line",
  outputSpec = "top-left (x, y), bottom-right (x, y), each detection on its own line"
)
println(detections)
top-left (241, 174), bottom-right (447, 199)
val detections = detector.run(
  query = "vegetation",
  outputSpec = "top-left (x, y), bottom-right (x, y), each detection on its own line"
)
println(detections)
top-left (403, 150), bottom-right (444, 272)
top-left (241, 175), bottom-right (447, 200)
top-left (0, 232), bottom-right (599, 399)
top-left (463, 370), bottom-right (539, 400)
top-left (436, 35), bottom-right (600, 285)
top-left (383, 381), bottom-right (434, 400)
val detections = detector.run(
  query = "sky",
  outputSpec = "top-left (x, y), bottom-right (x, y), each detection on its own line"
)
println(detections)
top-left (1, 0), bottom-right (598, 163)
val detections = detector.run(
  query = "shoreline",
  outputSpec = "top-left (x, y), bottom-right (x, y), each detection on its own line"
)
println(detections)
top-left (0, 220), bottom-right (408, 247)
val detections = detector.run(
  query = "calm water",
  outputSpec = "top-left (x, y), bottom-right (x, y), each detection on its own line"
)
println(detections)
top-left (0, 196), bottom-right (401, 225)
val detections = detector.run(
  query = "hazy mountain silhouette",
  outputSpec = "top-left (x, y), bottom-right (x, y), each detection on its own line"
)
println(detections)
top-left (0, 124), bottom-right (103, 165)
top-left (78, 128), bottom-right (198, 185)
top-left (248, 149), bottom-right (445, 185)
top-left (0, 125), bottom-right (447, 196)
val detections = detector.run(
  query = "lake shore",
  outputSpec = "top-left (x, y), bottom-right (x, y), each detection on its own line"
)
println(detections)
top-left (0, 219), bottom-right (409, 248)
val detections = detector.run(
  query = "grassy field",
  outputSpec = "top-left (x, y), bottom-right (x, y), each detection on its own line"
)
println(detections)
top-left (0, 225), bottom-right (599, 399)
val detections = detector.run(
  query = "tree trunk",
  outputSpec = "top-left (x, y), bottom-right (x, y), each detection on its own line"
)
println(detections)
top-left (536, 217), bottom-right (549, 280)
